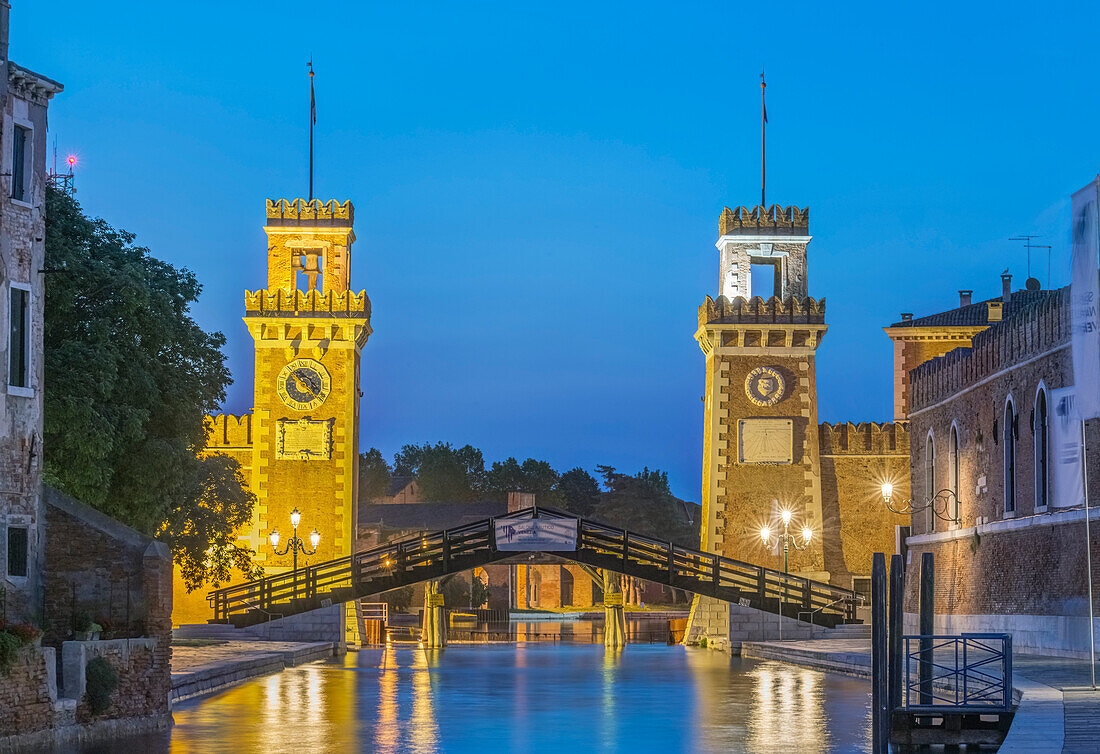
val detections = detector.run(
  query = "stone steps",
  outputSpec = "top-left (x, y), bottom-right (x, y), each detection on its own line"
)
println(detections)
top-left (173, 623), bottom-right (251, 640)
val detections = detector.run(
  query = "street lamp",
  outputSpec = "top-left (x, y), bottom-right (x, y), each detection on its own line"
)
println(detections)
top-left (760, 507), bottom-right (814, 640)
top-left (880, 482), bottom-right (961, 525)
top-left (269, 507), bottom-right (320, 573)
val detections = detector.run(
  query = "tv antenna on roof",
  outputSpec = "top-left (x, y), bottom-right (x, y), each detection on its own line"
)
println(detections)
top-left (1009, 234), bottom-right (1053, 289)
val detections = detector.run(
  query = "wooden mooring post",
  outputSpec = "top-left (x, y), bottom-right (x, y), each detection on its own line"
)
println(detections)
top-left (871, 553), bottom-right (888, 754)
top-left (919, 551), bottom-right (934, 706)
top-left (888, 553), bottom-right (904, 712)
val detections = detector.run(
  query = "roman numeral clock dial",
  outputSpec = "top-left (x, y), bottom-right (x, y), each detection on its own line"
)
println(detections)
top-left (277, 358), bottom-right (332, 412)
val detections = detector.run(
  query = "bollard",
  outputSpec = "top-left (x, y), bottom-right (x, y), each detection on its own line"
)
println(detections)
top-left (871, 553), bottom-right (888, 754)
top-left (919, 551), bottom-right (934, 707)
top-left (888, 553), bottom-right (904, 713)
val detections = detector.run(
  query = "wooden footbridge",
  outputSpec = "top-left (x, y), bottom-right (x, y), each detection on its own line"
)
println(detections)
top-left (209, 506), bottom-right (860, 628)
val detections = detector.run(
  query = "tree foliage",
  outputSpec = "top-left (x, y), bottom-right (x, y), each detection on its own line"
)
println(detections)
top-left (43, 186), bottom-right (258, 590)
top-left (557, 467), bottom-right (601, 517)
top-left (393, 442), bottom-right (485, 501)
top-left (358, 448), bottom-right (391, 502)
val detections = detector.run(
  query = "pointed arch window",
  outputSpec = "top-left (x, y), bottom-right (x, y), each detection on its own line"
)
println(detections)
top-left (949, 423), bottom-right (960, 525)
top-left (925, 431), bottom-right (936, 533)
top-left (1004, 397), bottom-right (1016, 515)
top-left (1035, 387), bottom-right (1049, 511)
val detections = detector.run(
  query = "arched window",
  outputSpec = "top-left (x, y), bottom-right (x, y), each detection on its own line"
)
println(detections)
top-left (949, 423), bottom-right (960, 524)
top-left (925, 431), bottom-right (936, 533)
top-left (1004, 397), bottom-right (1016, 515)
top-left (1035, 386), bottom-right (1049, 510)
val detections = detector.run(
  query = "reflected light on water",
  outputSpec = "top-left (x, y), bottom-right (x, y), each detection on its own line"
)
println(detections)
top-left (747, 661), bottom-right (827, 753)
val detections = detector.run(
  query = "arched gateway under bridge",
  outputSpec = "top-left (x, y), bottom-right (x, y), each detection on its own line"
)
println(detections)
top-left (208, 507), bottom-right (860, 630)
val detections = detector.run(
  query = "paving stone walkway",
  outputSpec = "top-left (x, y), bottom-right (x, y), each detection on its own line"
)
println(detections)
top-left (740, 637), bottom-right (1100, 753)
top-left (171, 640), bottom-right (336, 704)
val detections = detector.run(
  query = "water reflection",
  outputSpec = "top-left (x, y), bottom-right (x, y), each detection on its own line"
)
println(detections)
top-left (111, 645), bottom-right (874, 753)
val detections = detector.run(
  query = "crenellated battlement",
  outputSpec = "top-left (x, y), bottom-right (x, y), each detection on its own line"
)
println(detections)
top-left (266, 199), bottom-right (353, 227)
top-left (719, 205), bottom-right (809, 237)
top-left (245, 288), bottom-right (371, 318)
top-left (699, 294), bottom-right (825, 327)
top-left (819, 421), bottom-right (910, 455)
top-left (206, 413), bottom-right (253, 449)
top-left (909, 288), bottom-right (1068, 411)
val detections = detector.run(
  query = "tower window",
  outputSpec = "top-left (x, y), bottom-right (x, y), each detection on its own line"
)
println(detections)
top-left (925, 432), bottom-right (936, 533)
top-left (1035, 388), bottom-right (1049, 510)
top-left (1004, 398), bottom-right (1016, 514)
top-left (11, 124), bottom-right (28, 202)
top-left (949, 424), bottom-right (960, 524)
top-left (8, 284), bottom-right (30, 390)
top-left (7, 526), bottom-right (28, 578)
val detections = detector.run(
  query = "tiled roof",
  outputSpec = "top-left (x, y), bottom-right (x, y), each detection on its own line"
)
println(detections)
top-left (358, 501), bottom-right (508, 531)
top-left (889, 288), bottom-right (1061, 329)
top-left (386, 475), bottom-right (416, 497)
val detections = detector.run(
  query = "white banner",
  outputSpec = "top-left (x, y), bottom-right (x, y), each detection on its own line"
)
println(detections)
top-left (494, 518), bottom-right (578, 551)
top-left (1051, 387), bottom-right (1085, 509)
top-left (1071, 179), bottom-right (1100, 419)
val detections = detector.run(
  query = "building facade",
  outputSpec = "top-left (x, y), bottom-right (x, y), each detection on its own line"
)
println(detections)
top-left (173, 198), bottom-right (372, 627)
top-left (0, 1), bottom-right (62, 624)
top-left (899, 278), bottom-right (1100, 655)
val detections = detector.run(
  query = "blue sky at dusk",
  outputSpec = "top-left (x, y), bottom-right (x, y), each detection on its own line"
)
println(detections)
top-left (24, 1), bottom-right (1100, 501)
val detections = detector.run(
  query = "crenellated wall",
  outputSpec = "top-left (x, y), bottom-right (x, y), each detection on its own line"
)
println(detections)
top-left (818, 422), bottom-right (911, 585)
top-left (205, 413), bottom-right (253, 449)
top-left (909, 288), bottom-right (1068, 412)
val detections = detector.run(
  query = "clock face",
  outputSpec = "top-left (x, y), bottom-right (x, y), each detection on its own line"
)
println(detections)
top-left (277, 358), bottom-right (331, 411)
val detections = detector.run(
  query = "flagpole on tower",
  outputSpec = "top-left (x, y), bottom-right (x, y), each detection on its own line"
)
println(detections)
top-left (308, 59), bottom-right (316, 202)
top-left (760, 69), bottom-right (767, 208)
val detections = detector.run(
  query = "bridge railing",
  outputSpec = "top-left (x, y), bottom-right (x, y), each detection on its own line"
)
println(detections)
top-left (211, 506), bottom-right (858, 625)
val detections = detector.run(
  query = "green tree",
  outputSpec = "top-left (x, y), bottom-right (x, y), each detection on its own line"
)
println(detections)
top-left (556, 467), bottom-right (600, 517)
top-left (592, 465), bottom-right (697, 547)
top-left (43, 186), bottom-right (258, 590)
top-left (393, 442), bottom-right (486, 501)
top-left (358, 448), bottom-right (391, 503)
top-left (485, 457), bottom-right (561, 504)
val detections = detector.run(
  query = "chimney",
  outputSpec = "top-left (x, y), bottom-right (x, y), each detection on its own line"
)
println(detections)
top-left (1001, 273), bottom-right (1012, 305)
top-left (959, 290), bottom-right (972, 307)
top-left (900, 313), bottom-right (913, 322)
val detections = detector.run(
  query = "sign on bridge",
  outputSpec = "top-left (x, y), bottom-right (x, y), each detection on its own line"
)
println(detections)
top-left (494, 518), bottom-right (578, 551)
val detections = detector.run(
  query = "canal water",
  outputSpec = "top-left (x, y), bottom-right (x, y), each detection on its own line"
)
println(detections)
top-left (109, 638), bottom-right (877, 753)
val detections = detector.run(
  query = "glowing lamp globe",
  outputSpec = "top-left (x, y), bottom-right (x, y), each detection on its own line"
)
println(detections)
top-left (310, 529), bottom-right (321, 550)
top-left (759, 526), bottom-right (771, 543)
top-left (802, 527), bottom-right (813, 543)
top-left (881, 483), bottom-right (894, 504)
top-left (290, 508), bottom-right (302, 529)
top-left (781, 509), bottom-right (792, 525)
top-left (269, 530), bottom-right (280, 549)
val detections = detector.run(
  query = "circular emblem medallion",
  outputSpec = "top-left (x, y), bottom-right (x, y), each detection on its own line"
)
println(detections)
top-left (745, 366), bottom-right (785, 407)
top-left (277, 358), bottom-right (331, 411)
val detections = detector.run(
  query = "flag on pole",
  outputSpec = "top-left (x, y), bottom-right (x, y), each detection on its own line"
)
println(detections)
top-left (310, 62), bottom-right (316, 125)
top-left (760, 70), bottom-right (767, 123)
top-left (1071, 178), bottom-right (1100, 420)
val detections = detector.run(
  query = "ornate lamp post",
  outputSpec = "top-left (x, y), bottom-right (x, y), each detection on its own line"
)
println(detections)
top-left (269, 507), bottom-right (321, 573)
top-left (880, 482), bottom-right (961, 526)
top-left (760, 508), bottom-right (814, 640)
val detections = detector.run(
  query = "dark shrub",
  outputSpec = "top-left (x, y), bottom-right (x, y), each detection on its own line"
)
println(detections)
top-left (85, 656), bottom-right (118, 715)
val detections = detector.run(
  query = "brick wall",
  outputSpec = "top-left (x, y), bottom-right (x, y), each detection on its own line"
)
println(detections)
top-left (41, 488), bottom-right (171, 648)
top-left (819, 422), bottom-right (911, 585)
top-left (0, 645), bottom-right (53, 737)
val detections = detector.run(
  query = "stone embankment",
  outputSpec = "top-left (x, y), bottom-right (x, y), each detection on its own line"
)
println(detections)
top-left (171, 639), bottom-right (336, 704)
top-left (738, 637), bottom-right (1095, 753)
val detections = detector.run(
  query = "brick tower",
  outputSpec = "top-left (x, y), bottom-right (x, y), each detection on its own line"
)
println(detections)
top-left (244, 199), bottom-right (371, 568)
top-left (696, 205), bottom-right (828, 579)
top-left (172, 199), bottom-right (371, 629)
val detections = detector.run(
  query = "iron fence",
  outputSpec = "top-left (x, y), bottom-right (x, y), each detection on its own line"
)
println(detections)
top-left (902, 633), bottom-right (1012, 712)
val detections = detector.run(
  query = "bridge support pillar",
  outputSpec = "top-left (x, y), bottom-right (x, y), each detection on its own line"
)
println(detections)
top-left (422, 579), bottom-right (447, 648)
top-left (603, 570), bottom-right (626, 649)
top-left (682, 594), bottom-right (730, 649)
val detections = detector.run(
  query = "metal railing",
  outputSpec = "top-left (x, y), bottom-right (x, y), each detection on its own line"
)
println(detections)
top-left (902, 633), bottom-right (1012, 712)
top-left (209, 506), bottom-right (859, 628)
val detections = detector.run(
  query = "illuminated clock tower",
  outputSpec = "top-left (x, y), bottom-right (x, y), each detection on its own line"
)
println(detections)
top-left (243, 198), bottom-right (371, 570)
